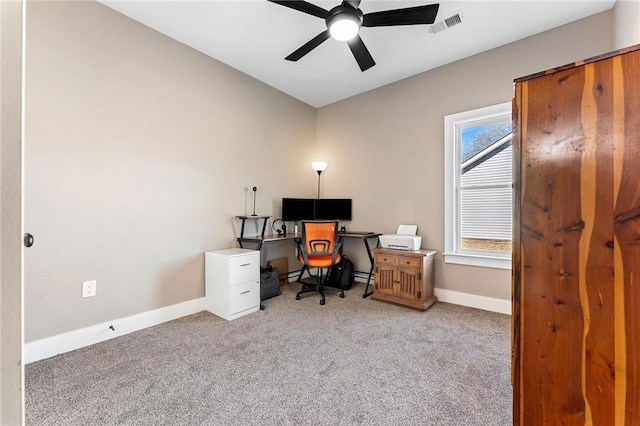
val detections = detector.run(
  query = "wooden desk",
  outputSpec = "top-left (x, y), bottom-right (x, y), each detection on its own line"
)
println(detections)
top-left (237, 231), bottom-right (380, 298)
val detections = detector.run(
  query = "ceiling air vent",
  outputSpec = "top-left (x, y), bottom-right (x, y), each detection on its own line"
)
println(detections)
top-left (429, 12), bottom-right (463, 34)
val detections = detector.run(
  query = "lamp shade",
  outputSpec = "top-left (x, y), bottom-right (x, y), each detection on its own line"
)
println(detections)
top-left (311, 161), bottom-right (328, 172)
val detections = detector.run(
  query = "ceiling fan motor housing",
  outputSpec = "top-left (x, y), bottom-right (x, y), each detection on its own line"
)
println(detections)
top-left (326, 5), bottom-right (363, 40)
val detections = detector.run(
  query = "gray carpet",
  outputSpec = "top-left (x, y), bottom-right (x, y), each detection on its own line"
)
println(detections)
top-left (25, 283), bottom-right (512, 425)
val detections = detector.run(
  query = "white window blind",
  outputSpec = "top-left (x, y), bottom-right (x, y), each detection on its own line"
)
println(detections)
top-left (444, 102), bottom-right (512, 270)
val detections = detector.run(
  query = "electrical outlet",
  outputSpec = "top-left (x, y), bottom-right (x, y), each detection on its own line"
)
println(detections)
top-left (82, 280), bottom-right (97, 298)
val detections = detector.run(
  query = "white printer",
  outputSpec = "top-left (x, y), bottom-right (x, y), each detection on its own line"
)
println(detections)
top-left (379, 224), bottom-right (422, 251)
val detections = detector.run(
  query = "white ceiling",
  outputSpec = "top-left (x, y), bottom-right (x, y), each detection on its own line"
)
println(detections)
top-left (100, 0), bottom-right (616, 107)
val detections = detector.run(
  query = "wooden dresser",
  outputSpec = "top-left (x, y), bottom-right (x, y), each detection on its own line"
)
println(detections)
top-left (372, 248), bottom-right (436, 311)
top-left (512, 45), bottom-right (640, 425)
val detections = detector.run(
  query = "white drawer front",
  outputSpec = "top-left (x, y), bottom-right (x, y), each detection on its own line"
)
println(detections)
top-left (229, 254), bottom-right (259, 285)
top-left (229, 281), bottom-right (260, 315)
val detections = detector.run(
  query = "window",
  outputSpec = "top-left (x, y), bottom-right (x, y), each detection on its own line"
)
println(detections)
top-left (444, 102), bottom-right (512, 269)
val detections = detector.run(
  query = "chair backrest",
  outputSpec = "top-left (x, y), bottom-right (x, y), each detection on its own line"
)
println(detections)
top-left (300, 220), bottom-right (340, 258)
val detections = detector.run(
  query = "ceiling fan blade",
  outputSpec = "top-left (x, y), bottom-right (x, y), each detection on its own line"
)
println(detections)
top-left (342, 0), bottom-right (361, 9)
top-left (362, 4), bottom-right (440, 27)
top-left (347, 35), bottom-right (376, 72)
top-left (285, 30), bottom-right (331, 62)
top-left (267, 0), bottom-right (330, 19)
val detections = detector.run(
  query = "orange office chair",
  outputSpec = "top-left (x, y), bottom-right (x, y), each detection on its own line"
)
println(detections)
top-left (296, 220), bottom-right (344, 305)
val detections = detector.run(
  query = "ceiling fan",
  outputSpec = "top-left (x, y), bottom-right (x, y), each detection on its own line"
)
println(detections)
top-left (267, 1), bottom-right (440, 72)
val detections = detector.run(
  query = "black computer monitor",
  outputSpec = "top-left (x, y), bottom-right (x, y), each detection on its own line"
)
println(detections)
top-left (314, 198), bottom-right (352, 221)
top-left (281, 198), bottom-right (315, 221)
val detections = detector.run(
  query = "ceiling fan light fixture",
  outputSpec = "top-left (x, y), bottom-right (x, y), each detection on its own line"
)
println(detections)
top-left (267, 0), bottom-right (441, 72)
top-left (328, 15), bottom-right (360, 41)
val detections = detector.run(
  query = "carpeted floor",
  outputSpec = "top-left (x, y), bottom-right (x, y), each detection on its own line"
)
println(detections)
top-left (25, 283), bottom-right (512, 425)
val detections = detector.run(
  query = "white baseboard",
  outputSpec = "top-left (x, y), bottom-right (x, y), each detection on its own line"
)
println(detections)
top-left (25, 297), bottom-right (206, 364)
top-left (434, 288), bottom-right (511, 315)
top-left (354, 276), bottom-right (510, 315)
top-left (25, 287), bottom-right (510, 363)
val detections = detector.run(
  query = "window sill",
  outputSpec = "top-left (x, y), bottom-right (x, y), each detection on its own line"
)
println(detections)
top-left (443, 252), bottom-right (512, 270)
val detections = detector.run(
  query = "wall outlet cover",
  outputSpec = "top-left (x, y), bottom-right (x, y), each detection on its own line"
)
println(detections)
top-left (82, 280), bottom-right (97, 298)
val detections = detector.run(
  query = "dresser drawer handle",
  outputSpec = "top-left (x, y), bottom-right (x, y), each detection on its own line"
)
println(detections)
top-left (240, 263), bottom-right (250, 267)
top-left (240, 290), bottom-right (251, 295)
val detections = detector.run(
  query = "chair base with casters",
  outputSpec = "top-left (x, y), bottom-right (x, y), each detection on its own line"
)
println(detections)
top-left (295, 268), bottom-right (345, 305)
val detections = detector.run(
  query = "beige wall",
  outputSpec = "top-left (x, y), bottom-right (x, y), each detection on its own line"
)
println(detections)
top-left (24, 1), bottom-right (316, 342)
top-left (24, 2), bottom-right (618, 343)
top-left (317, 10), bottom-right (615, 301)
top-left (1, 0), bottom-right (25, 423)
top-left (614, 0), bottom-right (640, 48)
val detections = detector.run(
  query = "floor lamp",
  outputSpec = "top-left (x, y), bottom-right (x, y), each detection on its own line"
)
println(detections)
top-left (311, 161), bottom-right (328, 199)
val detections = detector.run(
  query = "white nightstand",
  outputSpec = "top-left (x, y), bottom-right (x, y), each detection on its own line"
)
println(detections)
top-left (205, 248), bottom-right (260, 321)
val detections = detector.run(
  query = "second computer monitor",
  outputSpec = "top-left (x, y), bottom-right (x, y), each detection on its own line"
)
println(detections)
top-left (314, 198), bottom-right (352, 221)
top-left (281, 198), bottom-right (352, 221)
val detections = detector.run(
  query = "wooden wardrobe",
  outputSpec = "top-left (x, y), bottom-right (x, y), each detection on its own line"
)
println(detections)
top-left (512, 45), bottom-right (640, 425)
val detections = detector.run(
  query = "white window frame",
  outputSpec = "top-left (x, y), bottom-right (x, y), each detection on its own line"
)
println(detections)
top-left (444, 101), bottom-right (512, 270)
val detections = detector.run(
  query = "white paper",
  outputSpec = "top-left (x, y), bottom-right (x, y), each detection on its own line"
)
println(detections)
top-left (396, 224), bottom-right (418, 235)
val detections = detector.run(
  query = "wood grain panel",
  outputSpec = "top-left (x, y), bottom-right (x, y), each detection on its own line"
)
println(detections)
top-left (375, 266), bottom-right (394, 296)
top-left (520, 65), bottom-right (587, 424)
top-left (513, 46), bottom-right (640, 425)
top-left (580, 57), bottom-right (615, 426)
top-left (511, 94), bottom-right (522, 421)
top-left (613, 50), bottom-right (640, 425)
top-left (397, 268), bottom-right (418, 300)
